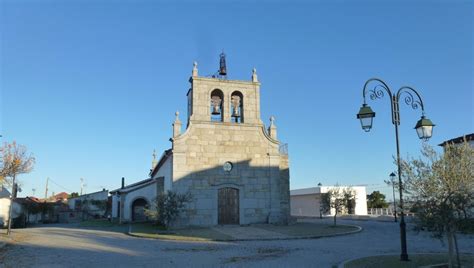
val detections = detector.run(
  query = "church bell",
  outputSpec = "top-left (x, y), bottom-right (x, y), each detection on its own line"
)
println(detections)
top-left (211, 95), bottom-right (222, 115)
top-left (232, 107), bottom-right (240, 118)
top-left (231, 94), bottom-right (241, 118)
top-left (212, 105), bottom-right (221, 115)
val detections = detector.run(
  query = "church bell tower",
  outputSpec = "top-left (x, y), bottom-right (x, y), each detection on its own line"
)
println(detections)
top-left (185, 54), bottom-right (262, 127)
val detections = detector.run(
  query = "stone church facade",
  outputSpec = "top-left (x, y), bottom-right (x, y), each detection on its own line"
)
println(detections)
top-left (119, 57), bottom-right (290, 226)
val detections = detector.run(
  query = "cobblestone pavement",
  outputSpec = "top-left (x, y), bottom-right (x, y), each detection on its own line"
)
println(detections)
top-left (1, 219), bottom-right (473, 268)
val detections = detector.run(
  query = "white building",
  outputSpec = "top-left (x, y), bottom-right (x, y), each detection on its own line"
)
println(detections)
top-left (439, 133), bottom-right (474, 149)
top-left (68, 189), bottom-right (109, 217)
top-left (0, 186), bottom-right (23, 227)
top-left (110, 177), bottom-right (164, 223)
top-left (290, 186), bottom-right (367, 217)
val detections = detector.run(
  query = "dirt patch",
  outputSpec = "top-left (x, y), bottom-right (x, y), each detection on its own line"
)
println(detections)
top-left (162, 246), bottom-right (220, 253)
top-left (223, 247), bottom-right (295, 264)
top-left (0, 243), bottom-right (37, 267)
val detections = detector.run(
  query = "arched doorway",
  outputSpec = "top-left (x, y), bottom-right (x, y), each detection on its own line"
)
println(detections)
top-left (218, 187), bottom-right (239, 225)
top-left (132, 198), bottom-right (148, 222)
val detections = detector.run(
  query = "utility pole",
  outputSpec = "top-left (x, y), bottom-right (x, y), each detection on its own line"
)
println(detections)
top-left (80, 178), bottom-right (84, 196)
top-left (44, 177), bottom-right (49, 199)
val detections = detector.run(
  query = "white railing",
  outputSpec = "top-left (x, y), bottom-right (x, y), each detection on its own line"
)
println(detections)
top-left (368, 208), bottom-right (395, 216)
top-left (368, 208), bottom-right (415, 217)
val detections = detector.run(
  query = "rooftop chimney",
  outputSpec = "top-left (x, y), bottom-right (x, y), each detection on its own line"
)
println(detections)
top-left (121, 177), bottom-right (125, 189)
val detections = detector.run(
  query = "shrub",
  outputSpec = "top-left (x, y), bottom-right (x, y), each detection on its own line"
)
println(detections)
top-left (145, 190), bottom-right (192, 228)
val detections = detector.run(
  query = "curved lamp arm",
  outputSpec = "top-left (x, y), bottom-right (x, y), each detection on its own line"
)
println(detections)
top-left (396, 86), bottom-right (426, 115)
top-left (362, 78), bottom-right (394, 104)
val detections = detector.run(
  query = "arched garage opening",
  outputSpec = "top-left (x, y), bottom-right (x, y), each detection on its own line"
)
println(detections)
top-left (131, 198), bottom-right (148, 222)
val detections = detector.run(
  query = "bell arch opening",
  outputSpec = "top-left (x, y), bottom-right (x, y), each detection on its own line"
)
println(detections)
top-left (210, 89), bottom-right (224, 122)
top-left (231, 91), bottom-right (243, 123)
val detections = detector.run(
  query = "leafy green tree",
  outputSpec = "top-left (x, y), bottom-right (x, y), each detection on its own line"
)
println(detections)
top-left (81, 199), bottom-right (108, 218)
top-left (367, 191), bottom-right (389, 208)
top-left (401, 142), bottom-right (474, 268)
top-left (344, 190), bottom-right (356, 214)
top-left (68, 192), bottom-right (79, 198)
top-left (320, 186), bottom-right (355, 226)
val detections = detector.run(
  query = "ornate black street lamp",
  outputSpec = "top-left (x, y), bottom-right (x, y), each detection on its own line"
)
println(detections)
top-left (356, 78), bottom-right (435, 261)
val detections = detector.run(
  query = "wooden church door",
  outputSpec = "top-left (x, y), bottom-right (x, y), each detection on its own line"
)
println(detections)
top-left (218, 187), bottom-right (239, 225)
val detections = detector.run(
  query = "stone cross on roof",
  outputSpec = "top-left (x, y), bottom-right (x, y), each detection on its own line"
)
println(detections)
top-left (192, 61), bottom-right (198, 77)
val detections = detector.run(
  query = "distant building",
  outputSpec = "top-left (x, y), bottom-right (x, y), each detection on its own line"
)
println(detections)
top-left (50, 192), bottom-right (69, 202)
top-left (0, 186), bottom-right (16, 227)
top-left (0, 186), bottom-right (44, 227)
top-left (14, 197), bottom-right (44, 225)
top-left (290, 186), bottom-right (368, 217)
top-left (439, 133), bottom-right (474, 149)
top-left (67, 189), bottom-right (109, 218)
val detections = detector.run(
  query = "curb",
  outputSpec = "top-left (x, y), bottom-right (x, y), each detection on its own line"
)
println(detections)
top-left (127, 224), bottom-right (363, 242)
top-left (337, 252), bottom-right (474, 268)
top-left (126, 231), bottom-right (211, 242)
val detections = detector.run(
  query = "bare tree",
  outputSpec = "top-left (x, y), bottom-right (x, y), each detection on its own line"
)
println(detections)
top-left (401, 141), bottom-right (474, 268)
top-left (0, 141), bottom-right (35, 235)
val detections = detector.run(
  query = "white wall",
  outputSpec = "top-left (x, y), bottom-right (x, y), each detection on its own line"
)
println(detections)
top-left (290, 195), bottom-right (320, 217)
top-left (352, 187), bottom-right (367, 215)
top-left (0, 198), bottom-right (10, 227)
top-left (320, 186), bottom-right (367, 215)
top-left (0, 198), bottom-right (23, 227)
top-left (68, 191), bottom-right (108, 211)
top-left (290, 186), bottom-right (368, 217)
top-left (111, 194), bottom-right (120, 218)
top-left (121, 183), bottom-right (157, 222)
top-left (153, 156), bottom-right (172, 192)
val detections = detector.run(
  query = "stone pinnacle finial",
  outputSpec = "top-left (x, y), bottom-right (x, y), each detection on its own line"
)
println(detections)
top-left (252, 67), bottom-right (258, 82)
top-left (192, 61), bottom-right (198, 77)
top-left (151, 149), bottom-right (158, 169)
top-left (268, 116), bottom-right (277, 140)
top-left (173, 111), bottom-right (182, 137)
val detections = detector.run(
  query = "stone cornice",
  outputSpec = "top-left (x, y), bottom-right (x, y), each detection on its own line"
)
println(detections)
top-left (189, 76), bottom-right (261, 86)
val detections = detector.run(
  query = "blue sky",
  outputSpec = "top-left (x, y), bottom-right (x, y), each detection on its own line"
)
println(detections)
top-left (1, 0), bottom-right (473, 199)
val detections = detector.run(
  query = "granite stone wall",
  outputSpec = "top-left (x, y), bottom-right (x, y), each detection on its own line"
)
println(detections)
top-left (171, 121), bottom-right (289, 226)
top-left (166, 72), bottom-right (290, 227)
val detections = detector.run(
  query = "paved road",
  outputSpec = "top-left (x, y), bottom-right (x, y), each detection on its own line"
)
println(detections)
top-left (1, 219), bottom-right (473, 268)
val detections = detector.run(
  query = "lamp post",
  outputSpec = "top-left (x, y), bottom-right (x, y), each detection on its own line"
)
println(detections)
top-left (356, 78), bottom-right (435, 262)
top-left (390, 172), bottom-right (397, 222)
